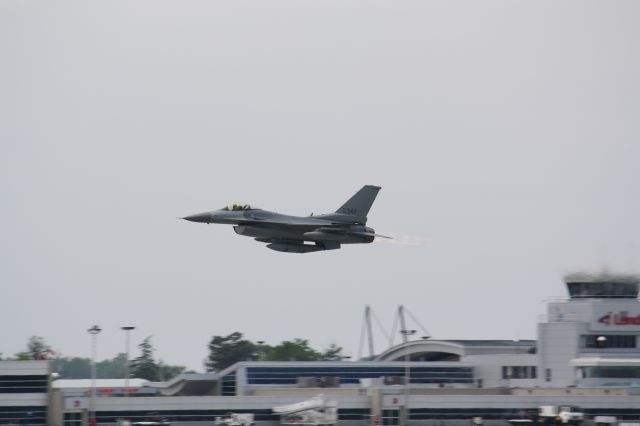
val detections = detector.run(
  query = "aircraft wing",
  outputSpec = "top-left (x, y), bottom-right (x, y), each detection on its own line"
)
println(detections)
top-left (241, 212), bottom-right (342, 227)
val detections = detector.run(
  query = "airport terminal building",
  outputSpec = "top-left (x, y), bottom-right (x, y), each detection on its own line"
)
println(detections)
top-left (2, 273), bottom-right (639, 426)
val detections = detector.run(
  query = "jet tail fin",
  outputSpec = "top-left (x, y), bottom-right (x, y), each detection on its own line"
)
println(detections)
top-left (335, 185), bottom-right (381, 222)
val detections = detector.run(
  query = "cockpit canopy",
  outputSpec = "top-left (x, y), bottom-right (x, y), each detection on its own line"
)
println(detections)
top-left (220, 203), bottom-right (258, 211)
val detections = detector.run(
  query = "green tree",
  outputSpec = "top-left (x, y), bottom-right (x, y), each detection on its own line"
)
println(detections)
top-left (205, 332), bottom-right (257, 372)
top-left (53, 357), bottom-right (91, 379)
top-left (157, 360), bottom-right (187, 381)
top-left (130, 336), bottom-right (159, 381)
top-left (53, 353), bottom-right (186, 380)
top-left (264, 339), bottom-right (323, 361)
top-left (97, 353), bottom-right (127, 379)
top-left (53, 355), bottom-right (124, 379)
top-left (321, 343), bottom-right (344, 361)
top-left (15, 336), bottom-right (49, 360)
top-left (14, 352), bottom-right (32, 361)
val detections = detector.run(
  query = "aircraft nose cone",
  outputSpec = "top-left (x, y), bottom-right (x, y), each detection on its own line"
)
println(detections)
top-left (182, 212), bottom-right (211, 223)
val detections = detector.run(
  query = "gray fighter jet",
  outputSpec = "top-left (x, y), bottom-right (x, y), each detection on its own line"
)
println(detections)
top-left (182, 185), bottom-right (389, 253)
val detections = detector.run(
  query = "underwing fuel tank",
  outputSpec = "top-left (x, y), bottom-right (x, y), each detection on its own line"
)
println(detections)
top-left (266, 243), bottom-right (326, 253)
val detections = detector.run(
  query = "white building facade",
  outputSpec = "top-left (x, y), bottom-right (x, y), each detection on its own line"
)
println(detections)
top-left (3, 272), bottom-right (640, 426)
top-left (538, 272), bottom-right (640, 387)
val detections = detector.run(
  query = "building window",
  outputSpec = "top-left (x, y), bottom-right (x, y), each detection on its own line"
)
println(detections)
top-left (583, 335), bottom-right (637, 349)
top-left (501, 366), bottom-right (537, 379)
top-left (545, 368), bottom-right (552, 382)
top-left (0, 375), bottom-right (48, 394)
top-left (581, 366), bottom-right (640, 379)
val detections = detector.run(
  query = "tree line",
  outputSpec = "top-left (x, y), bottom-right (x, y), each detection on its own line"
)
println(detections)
top-left (2, 336), bottom-right (188, 381)
top-left (205, 332), bottom-right (344, 371)
top-left (3, 332), bottom-right (346, 379)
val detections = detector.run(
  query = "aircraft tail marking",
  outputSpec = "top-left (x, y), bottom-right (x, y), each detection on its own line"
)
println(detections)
top-left (335, 185), bottom-right (381, 221)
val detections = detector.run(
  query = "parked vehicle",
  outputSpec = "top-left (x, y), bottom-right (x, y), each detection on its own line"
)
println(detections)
top-left (132, 412), bottom-right (171, 426)
top-left (538, 406), bottom-right (584, 425)
top-left (594, 416), bottom-right (617, 426)
top-left (506, 410), bottom-right (535, 426)
top-left (273, 395), bottom-right (337, 426)
top-left (214, 413), bottom-right (255, 426)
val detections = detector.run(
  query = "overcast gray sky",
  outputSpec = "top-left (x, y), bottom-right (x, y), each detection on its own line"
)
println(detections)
top-left (2, 1), bottom-right (639, 371)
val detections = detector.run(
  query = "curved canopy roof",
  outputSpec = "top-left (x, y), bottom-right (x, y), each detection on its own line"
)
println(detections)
top-left (376, 340), bottom-right (465, 362)
top-left (375, 339), bottom-right (536, 362)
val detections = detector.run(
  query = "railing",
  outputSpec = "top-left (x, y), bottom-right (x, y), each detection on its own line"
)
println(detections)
top-left (537, 313), bottom-right (580, 323)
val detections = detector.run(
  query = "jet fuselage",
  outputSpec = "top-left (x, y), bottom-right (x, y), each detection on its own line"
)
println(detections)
top-left (182, 185), bottom-right (387, 253)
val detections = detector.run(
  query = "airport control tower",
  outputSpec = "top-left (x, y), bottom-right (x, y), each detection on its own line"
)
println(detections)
top-left (537, 272), bottom-right (640, 387)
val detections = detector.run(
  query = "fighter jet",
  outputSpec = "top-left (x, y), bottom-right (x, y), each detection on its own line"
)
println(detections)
top-left (182, 185), bottom-right (389, 253)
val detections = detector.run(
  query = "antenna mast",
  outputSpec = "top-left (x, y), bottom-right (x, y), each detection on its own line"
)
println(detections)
top-left (398, 305), bottom-right (409, 343)
top-left (365, 305), bottom-right (375, 359)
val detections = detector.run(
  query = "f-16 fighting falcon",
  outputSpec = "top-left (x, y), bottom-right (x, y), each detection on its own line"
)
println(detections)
top-left (182, 185), bottom-right (390, 253)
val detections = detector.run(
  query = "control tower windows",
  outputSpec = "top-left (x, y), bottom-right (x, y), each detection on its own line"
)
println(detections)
top-left (583, 335), bottom-right (636, 349)
top-left (564, 273), bottom-right (640, 299)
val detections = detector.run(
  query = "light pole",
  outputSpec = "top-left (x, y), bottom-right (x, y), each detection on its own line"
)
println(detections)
top-left (256, 341), bottom-right (265, 361)
top-left (87, 325), bottom-right (102, 426)
top-left (121, 326), bottom-right (135, 397)
top-left (400, 329), bottom-right (416, 426)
